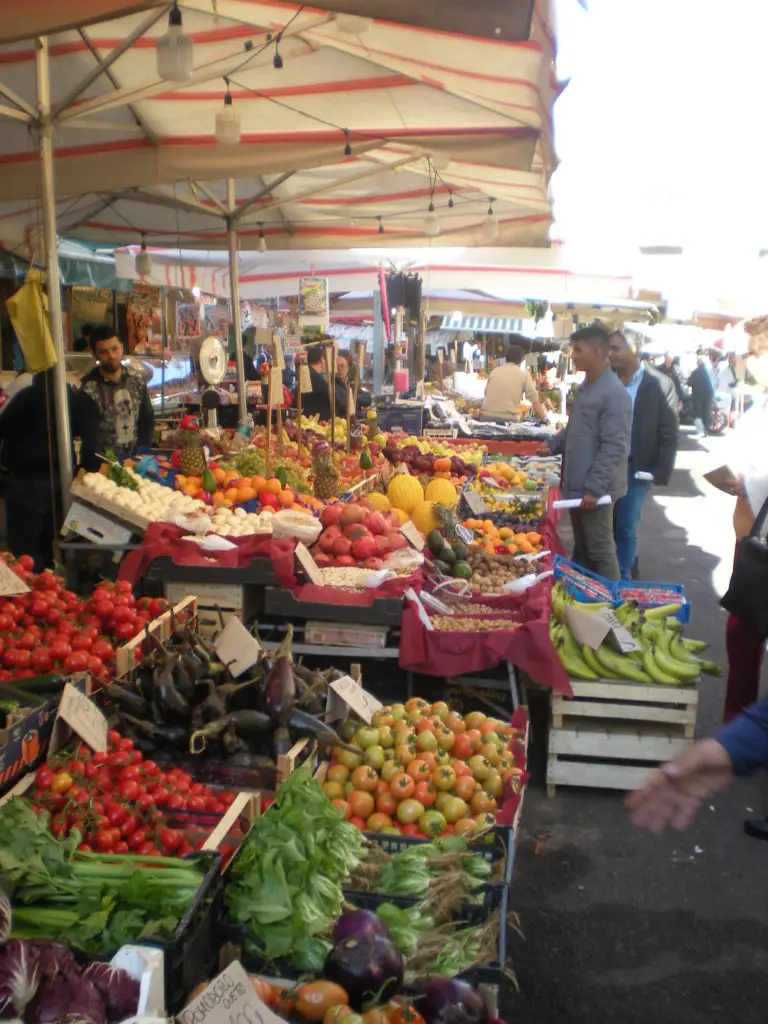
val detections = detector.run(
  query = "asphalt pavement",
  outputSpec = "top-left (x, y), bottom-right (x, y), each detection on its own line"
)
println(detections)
top-left (503, 429), bottom-right (768, 1024)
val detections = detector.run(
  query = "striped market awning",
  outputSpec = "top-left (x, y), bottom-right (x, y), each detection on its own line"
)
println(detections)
top-left (440, 313), bottom-right (527, 334)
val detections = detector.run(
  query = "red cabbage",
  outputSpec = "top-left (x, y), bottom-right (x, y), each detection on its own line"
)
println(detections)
top-left (324, 932), bottom-right (403, 1010)
top-left (0, 938), bottom-right (40, 1016)
top-left (33, 941), bottom-right (77, 981)
top-left (25, 974), bottom-right (107, 1024)
top-left (331, 909), bottom-right (390, 943)
top-left (83, 962), bottom-right (141, 1023)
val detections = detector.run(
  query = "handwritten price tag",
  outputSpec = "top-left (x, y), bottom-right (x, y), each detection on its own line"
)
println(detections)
top-left (455, 523), bottom-right (474, 545)
top-left (463, 491), bottom-right (488, 515)
top-left (0, 561), bottom-right (30, 597)
top-left (177, 961), bottom-right (279, 1024)
top-left (329, 675), bottom-right (384, 724)
top-left (54, 683), bottom-right (107, 753)
top-left (215, 617), bottom-right (263, 678)
top-left (299, 364), bottom-right (312, 394)
top-left (295, 542), bottom-right (324, 586)
top-left (268, 367), bottom-right (283, 405)
top-left (400, 521), bottom-right (425, 551)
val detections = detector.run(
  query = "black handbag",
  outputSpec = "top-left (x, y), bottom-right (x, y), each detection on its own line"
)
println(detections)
top-left (720, 494), bottom-right (768, 637)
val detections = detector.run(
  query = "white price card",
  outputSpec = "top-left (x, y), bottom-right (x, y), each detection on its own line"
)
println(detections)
top-left (463, 491), bottom-right (488, 516)
top-left (176, 961), bottom-right (280, 1024)
top-left (215, 617), bottom-right (262, 678)
top-left (52, 683), bottom-right (108, 753)
top-left (268, 366), bottom-right (283, 404)
top-left (564, 605), bottom-right (640, 654)
top-left (400, 520), bottom-right (425, 551)
top-left (299, 364), bottom-right (312, 394)
top-left (295, 541), bottom-right (324, 585)
top-left (0, 561), bottom-right (30, 596)
top-left (455, 523), bottom-right (474, 545)
top-left (329, 674), bottom-right (384, 724)
top-left (273, 334), bottom-right (285, 368)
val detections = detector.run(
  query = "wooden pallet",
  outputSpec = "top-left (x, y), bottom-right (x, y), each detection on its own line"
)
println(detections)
top-left (547, 679), bottom-right (699, 796)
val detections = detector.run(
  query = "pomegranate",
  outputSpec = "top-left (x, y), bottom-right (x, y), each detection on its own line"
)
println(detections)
top-left (344, 523), bottom-right (371, 542)
top-left (332, 537), bottom-right (353, 557)
top-left (387, 532), bottom-right (408, 551)
top-left (336, 554), bottom-right (357, 567)
top-left (320, 504), bottom-right (344, 528)
top-left (351, 536), bottom-right (378, 561)
top-left (339, 503), bottom-right (366, 527)
top-left (366, 511), bottom-right (389, 536)
top-left (363, 557), bottom-right (384, 570)
top-left (374, 535), bottom-right (391, 556)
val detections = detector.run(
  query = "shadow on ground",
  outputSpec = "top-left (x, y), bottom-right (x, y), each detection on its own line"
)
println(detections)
top-left (502, 438), bottom-right (768, 1024)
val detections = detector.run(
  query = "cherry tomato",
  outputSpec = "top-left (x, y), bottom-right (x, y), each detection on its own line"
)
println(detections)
top-left (17, 554), bottom-right (34, 572)
top-left (187, 795), bottom-right (206, 812)
top-left (121, 815), bottom-right (140, 838)
top-left (118, 736), bottom-right (135, 752)
top-left (51, 771), bottom-right (73, 794)
top-left (48, 639), bottom-right (72, 662)
top-left (118, 765), bottom-right (140, 782)
top-left (35, 766), bottom-right (54, 789)
top-left (77, 842), bottom-right (93, 853)
top-left (137, 841), bottom-right (155, 856)
top-left (165, 793), bottom-right (185, 811)
top-left (137, 792), bottom-right (156, 812)
top-left (113, 622), bottom-right (136, 641)
top-left (0, 614), bottom-right (13, 631)
top-left (91, 639), bottom-right (114, 661)
top-left (4, 648), bottom-right (31, 669)
top-left (114, 841), bottom-right (130, 854)
top-left (94, 829), bottom-right (115, 852)
top-left (127, 830), bottom-right (148, 851)
top-left (87, 656), bottom-right (105, 677)
top-left (151, 786), bottom-right (169, 805)
top-left (70, 634), bottom-right (93, 652)
top-left (116, 580), bottom-right (133, 595)
top-left (159, 828), bottom-right (182, 852)
top-left (94, 600), bottom-right (114, 619)
top-left (107, 804), bottom-right (127, 828)
top-left (216, 789), bottom-right (236, 807)
top-left (31, 649), bottom-right (54, 674)
top-left (118, 779), bottom-right (139, 801)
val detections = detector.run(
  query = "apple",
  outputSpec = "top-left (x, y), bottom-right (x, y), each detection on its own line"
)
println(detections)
top-left (332, 537), bottom-right (353, 556)
top-left (366, 512), bottom-right (389, 536)
top-left (352, 536), bottom-right (378, 560)
top-left (321, 504), bottom-right (343, 528)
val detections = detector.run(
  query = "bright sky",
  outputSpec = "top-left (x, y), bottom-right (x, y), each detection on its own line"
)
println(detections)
top-left (552, 0), bottom-right (768, 266)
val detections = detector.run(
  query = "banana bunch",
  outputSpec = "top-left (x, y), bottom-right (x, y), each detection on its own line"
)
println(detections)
top-left (549, 582), bottom-right (721, 685)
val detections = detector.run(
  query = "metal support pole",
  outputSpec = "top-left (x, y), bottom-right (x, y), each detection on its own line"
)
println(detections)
top-left (226, 179), bottom-right (247, 421)
top-left (36, 38), bottom-right (73, 517)
top-left (372, 290), bottom-right (384, 395)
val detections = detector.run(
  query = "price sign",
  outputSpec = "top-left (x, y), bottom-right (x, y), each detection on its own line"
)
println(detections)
top-left (405, 587), bottom-right (434, 631)
top-left (176, 961), bottom-right (278, 1024)
top-left (272, 334), bottom-right (285, 369)
top-left (328, 675), bottom-right (384, 724)
top-left (52, 683), bottom-right (107, 753)
top-left (400, 520), bottom-right (425, 552)
top-left (0, 561), bottom-right (30, 596)
top-left (295, 542), bottom-right (324, 585)
top-left (437, 349), bottom-right (444, 364)
top-left (463, 491), bottom-right (488, 515)
top-left (268, 367), bottom-right (283, 405)
top-left (215, 617), bottom-right (262, 678)
top-left (455, 523), bottom-right (474, 545)
top-left (299, 364), bottom-right (312, 394)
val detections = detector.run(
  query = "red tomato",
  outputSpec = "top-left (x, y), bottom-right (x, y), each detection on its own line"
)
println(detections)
top-left (141, 760), bottom-right (159, 776)
top-left (118, 736), bottom-right (135, 752)
top-left (137, 841), bottom-right (155, 856)
top-left (48, 639), bottom-right (71, 661)
top-left (116, 580), bottom-right (133, 595)
top-left (63, 651), bottom-right (90, 673)
top-left (4, 648), bottom-right (31, 669)
top-left (94, 600), bottom-right (114, 619)
top-left (159, 828), bottom-right (182, 852)
top-left (151, 786), bottom-right (169, 805)
top-left (15, 632), bottom-right (36, 650)
top-left (114, 622), bottom-right (136, 641)
top-left (17, 554), bottom-right (34, 572)
top-left (35, 766), bottom-right (54, 789)
top-left (87, 656), bottom-right (105, 677)
top-left (57, 620), bottom-right (79, 638)
top-left (112, 605), bottom-right (133, 624)
top-left (118, 779), bottom-right (139, 801)
top-left (91, 639), bottom-right (114, 661)
top-left (114, 841), bottom-right (130, 854)
top-left (28, 600), bottom-right (48, 618)
top-left (165, 793), bottom-right (185, 810)
top-left (216, 789), bottom-right (236, 806)
top-left (127, 830), bottom-right (148, 851)
top-left (0, 614), bottom-right (13, 631)
top-left (31, 649), bottom-right (54, 674)
top-left (70, 634), bottom-right (93, 652)
top-left (107, 804), bottom-right (127, 827)
top-left (187, 795), bottom-right (206, 812)
top-left (120, 815), bottom-right (140, 838)
top-left (137, 792), bottom-right (156, 811)
top-left (94, 829), bottom-right (115, 852)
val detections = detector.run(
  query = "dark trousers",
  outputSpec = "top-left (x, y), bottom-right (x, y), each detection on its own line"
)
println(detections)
top-left (613, 462), bottom-right (652, 580)
top-left (570, 503), bottom-right (621, 581)
top-left (4, 476), bottom-right (56, 573)
top-left (724, 613), bottom-right (766, 723)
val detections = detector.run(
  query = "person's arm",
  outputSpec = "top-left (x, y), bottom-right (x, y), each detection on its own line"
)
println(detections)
top-left (583, 389), bottom-right (631, 497)
top-left (548, 425), bottom-right (567, 455)
top-left (523, 372), bottom-right (548, 422)
top-left (715, 700), bottom-right (768, 776)
top-left (136, 385), bottom-right (155, 448)
top-left (71, 390), bottom-right (102, 473)
top-left (651, 388), bottom-right (678, 485)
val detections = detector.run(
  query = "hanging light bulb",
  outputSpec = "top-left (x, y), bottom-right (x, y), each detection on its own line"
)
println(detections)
top-left (343, 129), bottom-right (351, 157)
top-left (448, 191), bottom-right (454, 209)
top-left (156, 2), bottom-right (194, 82)
top-left (424, 201), bottom-right (440, 238)
top-left (135, 236), bottom-right (152, 277)
top-left (215, 79), bottom-right (241, 145)
top-left (257, 224), bottom-right (267, 252)
top-left (378, 216), bottom-right (384, 234)
top-left (273, 34), bottom-right (283, 69)
top-left (482, 201), bottom-right (499, 242)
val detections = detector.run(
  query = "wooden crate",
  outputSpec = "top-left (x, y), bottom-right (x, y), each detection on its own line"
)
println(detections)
top-left (547, 679), bottom-right (699, 796)
top-left (114, 595), bottom-right (198, 677)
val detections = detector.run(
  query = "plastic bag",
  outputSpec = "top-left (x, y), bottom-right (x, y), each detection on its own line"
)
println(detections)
top-left (6, 269), bottom-right (58, 372)
top-left (271, 509), bottom-right (322, 544)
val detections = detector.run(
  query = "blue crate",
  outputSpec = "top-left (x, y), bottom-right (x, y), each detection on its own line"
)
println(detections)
top-left (555, 557), bottom-right (690, 622)
top-left (553, 555), bottom-right (615, 603)
top-left (616, 580), bottom-right (690, 622)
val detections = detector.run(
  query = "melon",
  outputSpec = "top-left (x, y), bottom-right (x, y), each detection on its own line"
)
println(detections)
top-left (367, 491), bottom-right (391, 511)
top-left (410, 500), bottom-right (439, 534)
top-left (386, 474), bottom-right (424, 514)
top-left (424, 478), bottom-right (458, 508)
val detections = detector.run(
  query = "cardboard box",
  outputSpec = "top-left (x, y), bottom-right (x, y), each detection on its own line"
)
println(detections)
top-left (63, 499), bottom-right (134, 545)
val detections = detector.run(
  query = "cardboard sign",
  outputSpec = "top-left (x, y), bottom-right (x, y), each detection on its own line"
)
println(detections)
top-left (455, 523), bottom-right (474, 545)
top-left (268, 366), bottom-right (283, 404)
top-left (328, 674), bottom-right (384, 724)
top-left (400, 520), bottom-right (425, 551)
top-left (295, 542), bottom-right (324, 585)
top-left (215, 617), bottom-right (262, 678)
top-left (51, 683), bottom-right (107, 753)
top-left (176, 961), bottom-right (277, 1024)
top-left (299, 364), bottom-right (312, 394)
top-left (0, 561), bottom-right (30, 596)
top-left (564, 604), bottom-right (640, 654)
top-left (463, 491), bottom-right (489, 515)
top-left (272, 334), bottom-right (285, 369)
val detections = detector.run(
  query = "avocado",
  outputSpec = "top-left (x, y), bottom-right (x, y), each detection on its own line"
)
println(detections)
top-left (452, 541), bottom-right (469, 561)
top-left (427, 529), bottom-right (445, 556)
top-left (453, 561), bottom-right (473, 580)
top-left (435, 560), bottom-right (453, 575)
top-left (440, 545), bottom-right (457, 565)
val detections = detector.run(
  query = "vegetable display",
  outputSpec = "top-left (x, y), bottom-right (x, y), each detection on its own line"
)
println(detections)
top-left (0, 798), bottom-right (210, 955)
top-left (225, 767), bottom-right (365, 969)
top-left (325, 701), bottom-right (525, 837)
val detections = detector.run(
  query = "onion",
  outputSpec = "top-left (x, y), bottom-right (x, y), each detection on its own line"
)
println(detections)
top-left (323, 932), bottom-right (403, 1010)
top-left (331, 909), bottom-right (390, 943)
top-left (413, 978), bottom-right (487, 1024)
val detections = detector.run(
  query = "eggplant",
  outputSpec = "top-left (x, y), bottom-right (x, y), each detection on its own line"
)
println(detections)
top-left (171, 657), bottom-right (196, 703)
top-left (103, 683), bottom-right (148, 718)
top-left (123, 714), bottom-right (188, 750)
top-left (412, 979), bottom-right (487, 1024)
top-left (226, 752), bottom-right (276, 770)
top-left (152, 657), bottom-right (191, 724)
top-left (332, 910), bottom-right (390, 943)
top-left (324, 933), bottom-right (403, 1010)
top-left (288, 707), bottom-right (358, 753)
top-left (196, 680), bottom-right (227, 723)
top-left (227, 708), bottom-right (273, 742)
top-left (272, 726), bottom-right (294, 759)
top-left (189, 714), bottom-right (233, 754)
top-left (263, 626), bottom-right (296, 722)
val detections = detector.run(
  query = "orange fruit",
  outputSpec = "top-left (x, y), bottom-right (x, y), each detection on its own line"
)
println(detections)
top-left (237, 486), bottom-right (256, 502)
top-left (212, 492), bottom-right (227, 507)
top-left (265, 477), bottom-right (282, 494)
top-left (175, 474), bottom-right (187, 487)
top-left (183, 483), bottom-right (198, 497)
top-left (278, 489), bottom-right (294, 507)
top-left (224, 470), bottom-right (240, 485)
top-left (224, 487), bottom-right (239, 502)
top-left (250, 475), bottom-right (267, 491)
top-left (212, 467), bottom-right (226, 484)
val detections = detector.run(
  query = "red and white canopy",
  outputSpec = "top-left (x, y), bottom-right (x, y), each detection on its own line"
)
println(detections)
top-left (0, 0), bottom-right (559, 255)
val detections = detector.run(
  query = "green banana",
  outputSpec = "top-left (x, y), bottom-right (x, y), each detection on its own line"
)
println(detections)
top-left (682, 637), bottom-right (709, 653)
top-left (594, 644), bottom-right (653, 684)
top-left (669, 633), bottom-right (703, 667)
top-left (643, 602), bottom-right (683, 620)
top-left (655, 626), bottom-right (701, 681)
top-left (642, 645), bottom-right (685, 685)
top-left (694, 658), bottom-right (723, 678)
top-left (581, 643), bottom-right (610, 678)
top-left (555, 638), bottom-right (599, 680)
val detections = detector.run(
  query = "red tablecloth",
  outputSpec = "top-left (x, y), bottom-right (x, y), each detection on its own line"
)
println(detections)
top-left (496, 707), bottom-right (531, 827)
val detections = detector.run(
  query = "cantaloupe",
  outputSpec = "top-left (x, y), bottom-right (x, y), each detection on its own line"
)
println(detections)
top-left (367, 491), bottom-right (391, 511)
top-left (386, 474), bottom-right (424, 514)
top-left (410, 500), bottom-right (439, 534)
top-left (424, 478), bottom-right (458, 508)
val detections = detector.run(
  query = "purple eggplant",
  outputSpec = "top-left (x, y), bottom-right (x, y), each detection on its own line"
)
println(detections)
top-left (263, 626), bottom-right (296, 722)
top-left (324, 932), bottom-right (403, 1010)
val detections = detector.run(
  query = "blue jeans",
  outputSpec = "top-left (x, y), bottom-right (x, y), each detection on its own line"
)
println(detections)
top-left (613, 466), bottom-right (651, 580)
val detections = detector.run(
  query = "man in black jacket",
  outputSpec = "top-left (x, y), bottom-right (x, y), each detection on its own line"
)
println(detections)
top-left (608, 330), bottom-right (678, 580)
top-left (300, 344), bottom-right (344, 420)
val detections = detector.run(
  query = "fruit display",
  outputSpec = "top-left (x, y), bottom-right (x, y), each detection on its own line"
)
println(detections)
top-left (429, 615), bottom-right (520, 633)
top-left (550, 582), bottom-right (721, 683)
top-left (425, 528), bottom-right (473, 581)
top-left (461, 519), bottom-right (544, 556)
top-left (465, 549), bottom-right (542, 594)
top-left (0, 562), bottom-right (160, 682)
top-left (382, 438), bottom-right (483, 484)
top-left (311, 502), bottom-right (409, 570)
top-left (325, 700), bottom-right (525, 839)
top-left (313, 442), bottom-right (342, 499)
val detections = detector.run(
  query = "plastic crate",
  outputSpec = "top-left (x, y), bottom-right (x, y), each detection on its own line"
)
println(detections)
top-left (553, 555), bottom-right (614, 603)
top-left (363, 825), bottom-right (515, 886)
top-left (615, 580), bottom-right (690, 622)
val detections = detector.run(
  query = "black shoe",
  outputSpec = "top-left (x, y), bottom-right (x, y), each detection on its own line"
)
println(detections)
top-left (631, 559), bottom-right (640, 580)
top-left (744, 817), bottom-right (768, 840)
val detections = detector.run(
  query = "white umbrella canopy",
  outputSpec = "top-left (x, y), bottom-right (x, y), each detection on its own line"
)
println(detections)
top-left (0, 0), bottom-right (558, 254)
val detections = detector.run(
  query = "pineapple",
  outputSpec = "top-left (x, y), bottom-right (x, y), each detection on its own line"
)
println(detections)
top-left (312, 444), bottom-right (340, 499)
top-left (177, 424), bottom-right (207, 477)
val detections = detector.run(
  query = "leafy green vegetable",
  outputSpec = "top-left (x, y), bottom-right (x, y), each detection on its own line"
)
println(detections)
top-left (0, 798), bottom-right (206, 954)
top-left (225, 767), bottom-right (365, 968)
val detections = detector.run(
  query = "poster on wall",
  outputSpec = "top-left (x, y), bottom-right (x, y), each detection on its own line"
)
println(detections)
top-left (298, 277), bottom-right (329, 321)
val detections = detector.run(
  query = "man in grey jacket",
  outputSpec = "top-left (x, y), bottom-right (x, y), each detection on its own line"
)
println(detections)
top-left (551, 324), bottom-right (631, 580)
